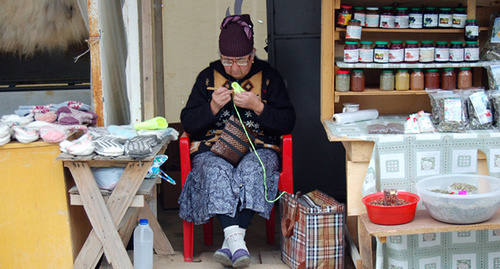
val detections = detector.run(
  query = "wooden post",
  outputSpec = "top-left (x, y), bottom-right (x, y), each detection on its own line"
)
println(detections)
top-left (88, 0), bottom-right (104, 127)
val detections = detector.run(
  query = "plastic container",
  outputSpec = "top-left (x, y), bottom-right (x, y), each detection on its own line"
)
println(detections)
top-left (337, 5), bottom-right (353, 27)
top-left (411, 69), bottom-right (424, 90)
top-left (380, 70), bottom-right (394, 91)
top-left (441, 68), bottom-right (456, 90)
top-left (409, 7), bottom-right (423, 28)
top-left (335, 70), bottom-right (350, 92)
top-left (458, 67), bottom-right (472, 89)
top-left (134, 219), bottom-right (153, 269)
top-left (365, 7), bottom-right (380, 27)
top-left (379, 6), bottom-right (395, 28)
top-left (362, 192), bottom-right (420, 225)
top-left (351, 70), bottom-right (365, 92)
top-left (359, 41), bottom-right (374, 62)
top-left (395, 69), bottom-right (410, 91)
top-left (425, 69), bottom-right (440, 89)
top-left (415, 174), bottom-right (500, 224)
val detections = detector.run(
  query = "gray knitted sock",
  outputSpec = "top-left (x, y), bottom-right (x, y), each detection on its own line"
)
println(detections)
top-left (93, 136), bottom-right (126, 156)
top-left (124, 135), bottom-right (160, 158)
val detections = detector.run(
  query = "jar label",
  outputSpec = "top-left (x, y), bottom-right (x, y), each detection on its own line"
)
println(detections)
top-left (365, 14), bottom-right (380, 27)
top-left (346, 25), bottom-right (362, 40)
top-left (404, 48), bottom-right (419, 62)
top-left (344, 49), bottom-right (359, 63)
top-left (434, 48), bottom-right (450, 62)
top-left (354, 13), bottom-right (366, 26)
top-left (409, 13), bottom-right (423, 28)
top-left (337, 13), bottom-right (352, 26)
top-left (374, 49), bottom-right (389, 62)
top-left (389, 48), bottom-right (404, 62)
top-left (379, 15), bottom-right (395, 28)
top-left (444, 98), bottom-right (463, 122)
top-left (465, 47), bottom-right (479, 61)
top-left (469, 92), bottom-right (493, 124)
top-left (465, 25), bottom-right (479, 37)
top-left (452, 14), bottom-right (467, 28)
top-left (394, 15), bottom-right (409, 28)
top-left (423, 14), bottom-right (438, 27)
top-left (438, 14), bottom-right (453, 27)
top-left (419, 47), bottom-right (435, 62)
top-left (359, 49), bottom-right (374, 62)
top-left (449, 48), bottom-right (464, 62)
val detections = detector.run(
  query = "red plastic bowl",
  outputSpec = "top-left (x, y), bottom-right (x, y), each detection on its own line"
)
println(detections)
top-left (362, 192), bottom-right (420, 225)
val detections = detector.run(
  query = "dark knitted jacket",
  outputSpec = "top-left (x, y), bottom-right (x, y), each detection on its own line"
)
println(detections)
top-left (180, 59), bottom-right (295, 157)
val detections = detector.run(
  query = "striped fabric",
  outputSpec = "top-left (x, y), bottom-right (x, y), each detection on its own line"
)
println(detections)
top-left (280, 190), bottom-right (345, 269)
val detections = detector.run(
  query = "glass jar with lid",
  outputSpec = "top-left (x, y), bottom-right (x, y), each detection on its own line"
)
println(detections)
top-left (379, 6), bottom-right (395, 28)
top-left (353, 7), bottom-right (366, 26)
top-left (344, 41), bottom-right (359, 63)
top-left (337, 5), bottom-right (353, 27)
top-left (335, 70), bottom-right (350, 92)
top-left (365, 7), bottom-right (380, 27)
top-left (351, 70), bottom-right (365, 92)
top-left (452, 7), bottom-right (467, 28)
top-left (425, 69), bottom-right (440, 89)
top-left (419, 40), bottom-right (435, 62)
top-left (458, 67), bottom-right (472, 89)
top-left (409, 7), bottom-right (423, 28)
top-left (395, 69), bottom-right (410, 91)
top-left (346, 19), bottom-right (362, 40)
top-left (423, 7), bottom-right (438, 28)
top-left (464, 41), bottom-right (480, 62)
top-left (449, 41), bottom-right (464, 62)
top-left (389, 40), bottom-right (404, 63)
top-left (404, 40), bottom-right (419, 63)
top-left (411, 69), bottom-right (425, 91)
top-left (434, 41), bottom-right (449, 62)
top-left (441, 68), bottom-right (456, 90)
top-left (380, 70), bottom-right (394, 91)
top-left (465, 19), bottom-right (479, 41)
top-left (438, 8), bottom-right (453, 28)
top-left (395, 8), bottom-right (409, 28)
top-left (359, 41), bottom-right (374, 62)
top-left (374, 41), bottom-right (389, 63)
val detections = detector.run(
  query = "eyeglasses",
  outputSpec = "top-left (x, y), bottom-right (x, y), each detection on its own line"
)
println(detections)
top-left (220, 57), bottom-right (250, 66)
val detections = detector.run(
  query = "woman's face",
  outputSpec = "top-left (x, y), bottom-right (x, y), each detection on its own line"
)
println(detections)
top-left (220, 50), bottom-right (255, 80)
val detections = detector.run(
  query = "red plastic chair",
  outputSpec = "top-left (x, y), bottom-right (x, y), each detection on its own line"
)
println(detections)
top-left (179, 133), bottom-right (293, 262)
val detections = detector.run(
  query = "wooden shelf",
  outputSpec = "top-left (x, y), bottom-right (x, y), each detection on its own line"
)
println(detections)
top-left (336, 27), bottom-right (488, 34)
top-left (336, 60), bottom-right (494, 69)
top-left (335, 88), bottom-right (428, 102)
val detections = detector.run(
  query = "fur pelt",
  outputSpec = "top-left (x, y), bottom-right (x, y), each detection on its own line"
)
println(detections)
top-left (0, 0), bottom-right (88, 56)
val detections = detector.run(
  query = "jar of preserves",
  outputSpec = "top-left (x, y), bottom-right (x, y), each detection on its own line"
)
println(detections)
top-left (411, 69), bottom-right (425, 90)
top-left (389, 40), bottom-right (404, 63)
top-left (441, 68), bottom-right (456, 90)
top-left (449, 41), bottom-right (464, 62)
top-left (359, 41), bottom-right (374, 62)
top-left (344, 41), bottom-right (359, 63)
top-left (458, 67), bottom-right (472, 89)
top-left (337, 5), bottom-right (353, 27)
top-left (365, 7), bottom-right (380, 27)
top-left (346, 19), bottom-right (362, 40)
top-left (464, 41), bottom-right (480, 62)
top-left (438, 8), bottom-right (453, 28)
top-left (395, 69), bottom-right (410, 91)
top-left (465, 19), bottom-right (479, 41)
top-left (452, 7), bottom-right (467, 28)
top-left (404, 40), bottom-right (419, 63)
top-left (425, 69), bottom-right (440, 89)
top-left (434, 41), bottom-right (449, 62)
top-left (351, 70), bottom-right (365, 92)
top-left (374, 41), bottom-right (389, 63)
top-left (395, 8), bottom-right (409, 28)
top-left (379, 6), bottom-right (395, 28)
top-left (409, 7), bottom-right (423, 28)
top-left (423, 7), bottom-right (438, 28)
top-left (353, 7), bottom-right (366, 26)
top-left (335, 70), bottom-right (350, 92)
top-left (419, 40), bottom-right (435, 62)
top-left (380, 70), bottom-right (394, 91)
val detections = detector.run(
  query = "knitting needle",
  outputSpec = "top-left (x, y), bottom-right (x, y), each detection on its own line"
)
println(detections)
top-left (207, 87), bottom-right (234, 91)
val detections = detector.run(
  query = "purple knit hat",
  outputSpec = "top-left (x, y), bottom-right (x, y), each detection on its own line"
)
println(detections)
top-left (219, 14), bottom-right (254, 57)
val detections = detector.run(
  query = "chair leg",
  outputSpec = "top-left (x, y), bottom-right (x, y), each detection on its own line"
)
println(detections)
top-left (203, 218), bottom-right (214, 246)
top-left (183, 220), bottom-right (194, 262)
top-left (266, 206), bottom-right (276, 244)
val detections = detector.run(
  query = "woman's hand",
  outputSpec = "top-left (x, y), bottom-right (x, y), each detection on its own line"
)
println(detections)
top-left (210, 87), bottom-right (232, 115)
top-left (233, 91), bottom-right (264, 116)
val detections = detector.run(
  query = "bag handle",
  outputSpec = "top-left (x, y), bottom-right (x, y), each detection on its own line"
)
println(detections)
top-left (281, 192), bottom-right (301, 237)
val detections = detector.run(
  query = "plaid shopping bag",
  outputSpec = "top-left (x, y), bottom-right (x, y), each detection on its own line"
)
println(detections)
top-left (280, 190), bottom-right (345, 269)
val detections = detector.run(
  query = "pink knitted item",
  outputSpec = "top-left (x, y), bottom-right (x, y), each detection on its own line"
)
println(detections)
top-left (56, 106), bottom-right (98, 125)
top-left (35, 111), bottom-right (57, 123)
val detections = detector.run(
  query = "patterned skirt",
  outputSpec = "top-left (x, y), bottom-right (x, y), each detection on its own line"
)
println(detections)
top-left (178, 149), bottom-right (280, 225)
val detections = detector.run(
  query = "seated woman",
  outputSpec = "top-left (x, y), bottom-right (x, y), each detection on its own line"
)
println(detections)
top-left (178, 14), bottom-right (295, 268)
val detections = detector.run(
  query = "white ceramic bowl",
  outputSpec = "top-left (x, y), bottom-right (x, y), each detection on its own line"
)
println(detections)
top-left (415, 174), bottom-right (500, 224)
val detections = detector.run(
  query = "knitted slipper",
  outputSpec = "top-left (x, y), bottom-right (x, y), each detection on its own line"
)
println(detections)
top-left (60, 133), bottom-right (95, 156)
top-left (213, 248), bottom-right (232, 267)
top-left (124, 135), bottom-right (160, 158)
top-left (56, 107), bottom-right (98, 125)
top-left (12, 126), bottom-right (39, 143)
top-left (1, 113), bottom-right (34, 127)
top-left (0, 123), bottom-right (9, 138)
top-left (231, 249), bottom-right (251, 268)
top-left (0, 133), bottom-right (10, 146)
top-left (35, 111), bottom-right (57, 123)
top-left (108, 125), bottom-right (138, 139)
top-left (93, 136), bottom-right (126, 156)
top-left (38, 125), bottom-right (69, 143)
top-left (134, 116), bottom-right (168, 130)
top-left (88, 126), bottom-right (110, 139)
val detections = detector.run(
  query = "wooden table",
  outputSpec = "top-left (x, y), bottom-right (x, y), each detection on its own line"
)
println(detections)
top-left (358, 209), bottom-right (500, 268)
top-left (57, 138), bottom-right (174, 269)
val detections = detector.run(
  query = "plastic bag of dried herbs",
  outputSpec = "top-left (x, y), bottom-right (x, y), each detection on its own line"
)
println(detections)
top-left (481, 13), bottom-right (500, 62)
top-left (367, 123), bottom-right (389, 134)
top-left (486, 65), bottom-right (500, 90)
top-left (428, 90), bottom-right (469, 132)
top-left (464, 89), bottom-right (494, 129)
top-left (426, 89), bottom-right (444, 126)
top-left (488, 90), bottom-right (500, 128)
